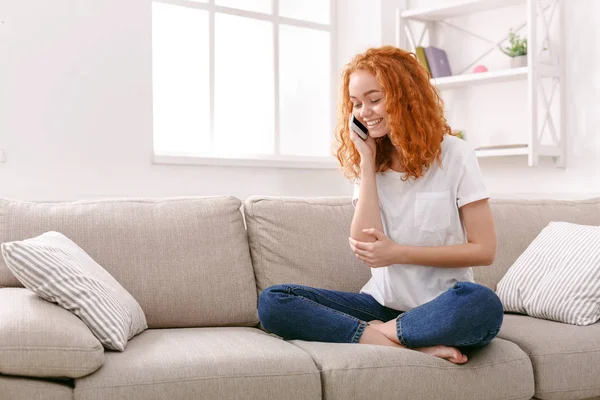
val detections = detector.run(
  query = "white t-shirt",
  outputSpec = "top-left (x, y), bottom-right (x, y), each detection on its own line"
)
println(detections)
top-left (352, 135), bottom-right (489, 311)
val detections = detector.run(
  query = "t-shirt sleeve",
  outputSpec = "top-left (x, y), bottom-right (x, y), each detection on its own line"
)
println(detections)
top-left (352, 182), bottom-right (360, 208)
top-left (457, 150), bottom-right (489, 208)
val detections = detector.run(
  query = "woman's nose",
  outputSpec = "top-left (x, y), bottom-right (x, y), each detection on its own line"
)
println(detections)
top-left (360, 105), bottom-right (372, 119)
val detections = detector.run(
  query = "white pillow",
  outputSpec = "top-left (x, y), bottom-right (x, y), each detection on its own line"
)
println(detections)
top-left (496, 222), bottom-right (600, 326)
top-left (1, 231), bottom-right (148, 351)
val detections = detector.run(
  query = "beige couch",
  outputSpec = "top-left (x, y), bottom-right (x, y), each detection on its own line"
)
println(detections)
top-left (1, 196), bottom-right (599, 400)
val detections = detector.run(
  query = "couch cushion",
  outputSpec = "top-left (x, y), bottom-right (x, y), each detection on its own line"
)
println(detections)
top-left (0, 375), bottom-right (73, 400)
top-left (0, 197), bottom-right (257, 328)
top-left (0, 288), bottom-right (104, 378)
top-left (244, 196), bottom-right (370, 293)
top-left (476, 198), bottom-right (600, 290)
top-left (2, 232), bottom-right (148, 351)
top-left (498, 314), bottom-right (600, 400)
top-left (73, 327), bottom-right (321, 400)
top-left (291, 338), bottom-right (534, 400)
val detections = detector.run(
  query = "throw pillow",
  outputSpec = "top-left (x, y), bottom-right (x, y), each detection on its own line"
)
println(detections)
top-left (1, 231), bottom-right (148, 350)
top-left (496, 221), bottom-right (600, 326)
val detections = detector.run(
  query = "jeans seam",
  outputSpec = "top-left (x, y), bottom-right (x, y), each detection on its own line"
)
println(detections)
top-left (287, 285), bottom-right (389, 322)
top-left (351, 321), bottom-right (368, 344)
top-left (396, 313), bottom-right (410, 347)
top-left (456, 326), bottom-right (501, 347)
top-left (296, 296), bottom-right (364, 321)
top-left (294, 296), bottom-right (366, 343)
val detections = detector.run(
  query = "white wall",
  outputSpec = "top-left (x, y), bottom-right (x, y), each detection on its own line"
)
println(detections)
top-left (0, 0), bottom-right (362, 201)
top-left (0, 0), bottom-right (598, 202)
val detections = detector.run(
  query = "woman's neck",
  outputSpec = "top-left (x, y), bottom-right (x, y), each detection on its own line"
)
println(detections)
top-left (389, 148), bottom-right (405, 173)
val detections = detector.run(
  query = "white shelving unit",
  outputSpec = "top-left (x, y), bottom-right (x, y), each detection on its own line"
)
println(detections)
top-left (397, 0), bottom-right (565, 167)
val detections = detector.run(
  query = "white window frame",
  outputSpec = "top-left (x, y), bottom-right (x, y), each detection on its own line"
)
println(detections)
top-left (152, 0), bottom-right (339, 169)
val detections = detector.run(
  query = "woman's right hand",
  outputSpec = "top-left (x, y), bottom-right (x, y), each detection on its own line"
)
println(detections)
top-left (348, 118), bottom-right (377, 170)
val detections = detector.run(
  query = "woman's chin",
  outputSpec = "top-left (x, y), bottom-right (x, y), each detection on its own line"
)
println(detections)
top-left (369, 129), bottom-right (388, 139)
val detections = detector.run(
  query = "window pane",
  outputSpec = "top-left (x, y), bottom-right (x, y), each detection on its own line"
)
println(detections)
top-left (279, 0), bottom-right (330, 25)
top-left (215, 0), bottom-right (272, 14)
top-left (152, 2), bottom-right (209, 154)
top-left (214, 14), bottom-right (274, 156)
top-left (279, 25), bottom-right (331, 157)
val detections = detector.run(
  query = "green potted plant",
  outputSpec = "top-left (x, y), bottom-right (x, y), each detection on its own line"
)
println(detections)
top-left (452, 130), bottom-right (465, 140)
top-left (500, 30), bottom-right (527, 68)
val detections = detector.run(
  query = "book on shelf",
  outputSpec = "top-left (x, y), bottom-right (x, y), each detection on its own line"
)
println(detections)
top-left (415, 46), bottom-right (431, 75)
top-left (424, 46), bottom-right (452, 78)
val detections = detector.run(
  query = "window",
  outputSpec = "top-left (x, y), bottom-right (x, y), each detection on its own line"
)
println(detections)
top-left (152, 0), bottom-right (337, 168)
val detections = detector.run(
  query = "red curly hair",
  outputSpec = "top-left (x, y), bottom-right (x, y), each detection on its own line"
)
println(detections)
top-left (334, 46), bottom-right (453, 181)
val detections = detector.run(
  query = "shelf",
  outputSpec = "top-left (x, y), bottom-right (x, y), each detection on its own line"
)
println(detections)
top-left (401, 0), bottom-right (526, 22)
top-left (431, 67), bottom-right (527, 90)
top-left (475, 144), bottom-right (529, 157)
top-left (399, 0), bottom-right (565, 167)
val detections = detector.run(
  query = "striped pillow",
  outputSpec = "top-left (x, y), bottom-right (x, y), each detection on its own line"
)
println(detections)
top-left (496, 222), bottom-right (600, 326)
top-left (1, 231), bottom-right (147, 351)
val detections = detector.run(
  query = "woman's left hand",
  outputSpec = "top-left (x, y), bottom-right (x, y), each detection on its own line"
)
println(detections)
top-left (348, 229), bottom-right (401, 268)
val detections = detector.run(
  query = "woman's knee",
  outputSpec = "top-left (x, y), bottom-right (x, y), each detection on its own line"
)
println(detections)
top-left (258, 284), bottom-right (288, 308)
top-left (455, 282), bottom-right (504, 324)
top-left (450, 283), bottom-right (504, 347)
top-left (258, 285), bottom-right (290, 327)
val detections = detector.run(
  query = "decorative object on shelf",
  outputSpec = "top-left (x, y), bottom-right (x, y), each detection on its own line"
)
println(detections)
top-left (414, 46), bottom-right (431, 75)
top-left (500, 29), bottom-right (527, 68)
top-left (473, 65), bottom-right (488, 73)
top-left (510, 56), bottom-right (527, 68)
top-left (423, 46), bottom-right (452, 78)
top-left (453, 130), bottom-right (465, 140)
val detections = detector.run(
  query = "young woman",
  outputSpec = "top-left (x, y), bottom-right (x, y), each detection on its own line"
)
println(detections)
top-left (258, 46), bottom-right (503, 365)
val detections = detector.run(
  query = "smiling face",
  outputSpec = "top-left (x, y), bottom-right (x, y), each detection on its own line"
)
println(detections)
top-left (348, 69), bottom-right (389, 138)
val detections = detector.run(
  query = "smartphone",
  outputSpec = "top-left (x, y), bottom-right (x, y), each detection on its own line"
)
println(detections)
top-left (350, 114), bottom-right (369, 140)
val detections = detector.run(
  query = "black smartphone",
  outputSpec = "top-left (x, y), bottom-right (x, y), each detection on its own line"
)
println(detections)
top-left (350, 114), bottom-right (369, 140)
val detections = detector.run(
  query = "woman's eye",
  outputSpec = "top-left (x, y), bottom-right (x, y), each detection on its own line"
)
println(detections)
top-left (371, 99), bottom-right (381, 104)
top-left (352, 103), bottom-right (362, 109)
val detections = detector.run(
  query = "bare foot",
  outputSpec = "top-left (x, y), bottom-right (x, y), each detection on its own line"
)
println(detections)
top-left (368, 320), bottom-right (468, 364)
top-left (415, 345), bottom-right (468, 365)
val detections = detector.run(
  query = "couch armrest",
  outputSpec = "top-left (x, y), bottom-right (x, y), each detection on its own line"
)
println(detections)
top-left (0, 288), bottom-right (104, 378)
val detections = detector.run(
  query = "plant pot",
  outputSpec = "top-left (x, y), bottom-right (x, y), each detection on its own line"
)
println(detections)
top-left (511, 55), bottom-right (527, 68)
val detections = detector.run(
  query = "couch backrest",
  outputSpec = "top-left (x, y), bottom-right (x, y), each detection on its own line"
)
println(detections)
top-left (0, 197), bottom-right (258, 329)
top-left (244, 196), bottom-right (371, 294)
top-left (245, 196), bottom-right (600, 296)
top-left (479, 197), bottom-right (600, 290)
top-left (4, 195), bottom-right (598, 323)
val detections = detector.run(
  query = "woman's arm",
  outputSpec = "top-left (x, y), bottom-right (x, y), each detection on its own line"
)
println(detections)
top-left (350, 167), bottom-right (384, 243)
top-left (349, 198), bottom-right (496, 268)
top-left (399, 198), bottom-right (497, 267)
top-left (348, 127), bottom-right (384, 243)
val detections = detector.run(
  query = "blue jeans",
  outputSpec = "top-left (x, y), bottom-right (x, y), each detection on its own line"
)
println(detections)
top-left (258, 281), bottom-right (503, 349)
